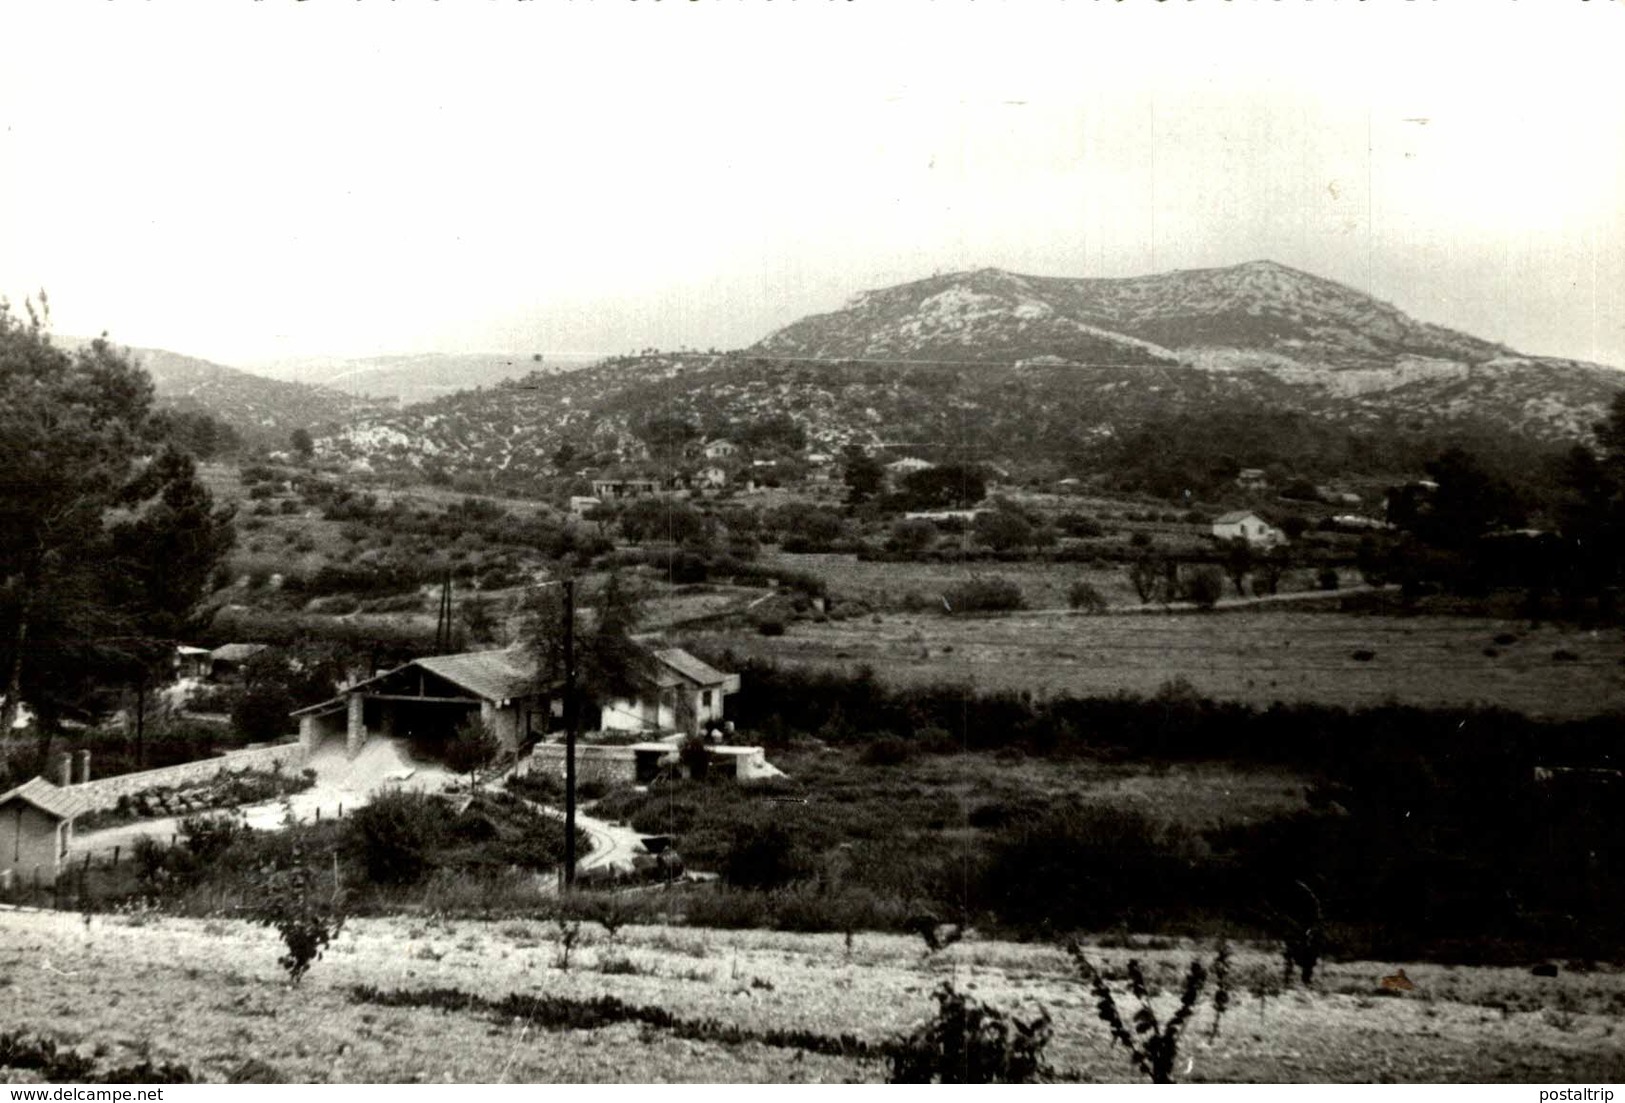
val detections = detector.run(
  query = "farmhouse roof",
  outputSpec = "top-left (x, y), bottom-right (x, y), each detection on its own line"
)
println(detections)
top-left (0, 777), bottom-right (89, 822)
top-left (291, 648), bottom-right (553, 716)
top-left (210, 643), bottom-right (268, 663)
top-left (416, 649), bottom-right (548, 702)
top-left (652, 648), bottom-right (731, 688)
top-left (1214, 510), bottom-right (1269, 525)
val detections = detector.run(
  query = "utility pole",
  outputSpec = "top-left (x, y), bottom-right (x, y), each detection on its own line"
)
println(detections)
top-left (562, 577), bottom-right (578, 887)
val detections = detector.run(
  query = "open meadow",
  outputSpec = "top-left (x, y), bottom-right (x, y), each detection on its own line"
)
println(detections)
top-left (699, 609), bottom-right (1625, 720)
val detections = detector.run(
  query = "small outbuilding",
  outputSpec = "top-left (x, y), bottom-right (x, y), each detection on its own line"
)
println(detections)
top-left (0, 777), bottom-right (89, 888)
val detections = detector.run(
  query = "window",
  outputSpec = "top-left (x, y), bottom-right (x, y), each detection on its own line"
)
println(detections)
top-left (702, 690), bottom-right (713, 708)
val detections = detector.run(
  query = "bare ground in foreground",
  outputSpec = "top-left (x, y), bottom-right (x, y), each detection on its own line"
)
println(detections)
top-left (3, 908), bottom-right (1624, 1083)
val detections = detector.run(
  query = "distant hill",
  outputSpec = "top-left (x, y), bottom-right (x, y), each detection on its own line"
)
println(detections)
top-left (218, 262), bottom-right (1625, 491)
top-left (750, 261), bottom-right (1514, 370)
top-left (58, 338), bottom-right (387, 450)
top-left (249, 352), bottom-right (604, 405)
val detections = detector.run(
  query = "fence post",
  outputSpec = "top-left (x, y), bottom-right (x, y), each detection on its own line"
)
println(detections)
top-left (316, 807), bottom-right (321, 822)
top-left (111, 845), bottom-right (120, 869)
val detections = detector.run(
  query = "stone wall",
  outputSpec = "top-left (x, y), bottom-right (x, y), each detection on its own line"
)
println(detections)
top-left (71, 741), bottom-right (307, 813)
top-left (522, 744), bottom-right (640, 787)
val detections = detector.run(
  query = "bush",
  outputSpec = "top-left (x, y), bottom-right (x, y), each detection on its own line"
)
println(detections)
top-left (756, 617), bottom-right (787, 637)
top-left (942, 576), bottom-right (1025, 614)
top-left (1183, 565), bottom-right (1225, 609)
top-left (347, 790), bottom-right (449, 884)
top-left (724, 819), bottom-right (808, 890)
top-left (1066, 941), bottom-right (1229, 1083)
top-left (859, 735), bottom-right (914, 767)
top-left (180, 812), bottom-right (247, 865)
top-left (887, 981), bottom-right (1053, 1084)
top-left (250, 839), bottom-right (346, 985)
top-left (978, 805), bottom-right (1208, 930)
top-left (1067, 581), bottom-right (1108, 613)
top-left (1317, 566), bottom-right (1341, 591)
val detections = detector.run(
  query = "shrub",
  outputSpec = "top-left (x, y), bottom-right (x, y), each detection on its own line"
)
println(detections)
top-left (443, 716), bottom-right (500, 782)
top-left (1318, 566), bottom-right (1341, 591)
top-left (859, 735), bottom-right (914, 767)
top-left (180, 812), bottom-right (247, 866)
top-left (724, 819), bottom-right (807, 890)
top-left (250, 839), bottom-right (346, 985)
top-left (1183, 565), bottom-right (1225, 609)
top-left (941, 576), bottom-right (1024, 614)
top-left (979, 806), bottom-right (1207, 929)
top-left (887, 981), bottom-right (1053, 1084)
top-left (347, 790), bottom-right (448, 884)
top-left (1065, 940), bottom-right (1227, 1084)
top-left (1067, 581), bottom-right (1108, 613)
top-left (756, 617), bottom-right (787, 637)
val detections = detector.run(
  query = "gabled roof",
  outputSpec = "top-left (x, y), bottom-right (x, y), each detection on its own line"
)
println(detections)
top-left (653, 648), bottom-right (730, 688)
top-left (291, 647), bottom-right (555, 716)
top-left (0, 777), bottom-right (89, 821)
top-left (210, 643), bottom-right (268, 663)
top-left (1214, 510), bottom-right (1271, 525)
top-left (415, 649), bottom-right (548, 702)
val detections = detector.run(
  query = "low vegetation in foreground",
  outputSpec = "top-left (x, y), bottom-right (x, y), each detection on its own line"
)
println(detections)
top-left (4, 909), bottom-right (1624, 1083)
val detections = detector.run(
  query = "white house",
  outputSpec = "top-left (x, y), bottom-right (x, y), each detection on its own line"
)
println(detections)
top-left (1212, 510), bottom-right (1287, 547)
top-left (886, 457), bottom-right (935, 476)
top-left (702, 440), bottom-right (738, 460)
top-left (598, 649), bottom-right (740, 735)
top-left (695, 466), bottom-right (727, 489)
top-left (568, 495), bottom-right (602, 517)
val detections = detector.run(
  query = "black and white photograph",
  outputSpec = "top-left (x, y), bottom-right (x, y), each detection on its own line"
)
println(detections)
top-left (2, 0), bottom-right (1624, 1087)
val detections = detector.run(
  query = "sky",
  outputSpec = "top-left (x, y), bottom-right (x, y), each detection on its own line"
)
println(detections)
top-left (2, 1), bottom-right (1623, 370)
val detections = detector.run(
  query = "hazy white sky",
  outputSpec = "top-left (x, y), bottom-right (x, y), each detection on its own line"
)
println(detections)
top-left (2, 1), bottom-right (1622, 369)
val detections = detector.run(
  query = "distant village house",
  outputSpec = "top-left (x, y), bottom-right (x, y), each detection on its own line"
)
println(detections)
top-left (209, 643), bottom-right (268, 682)
top-left (590, 478), bottom-right (660, 500)
top-left (1212, 510), bottom-right (1287, 547)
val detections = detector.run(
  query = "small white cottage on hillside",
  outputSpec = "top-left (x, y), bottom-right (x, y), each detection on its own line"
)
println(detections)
top-left (1212, 510), bottom-right (1287, 547)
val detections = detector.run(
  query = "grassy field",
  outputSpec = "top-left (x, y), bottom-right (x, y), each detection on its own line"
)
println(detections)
top-left (763, 551), bottom-right (1355, 610)
top-left (695, 610), bottom-right (1625, 719)
top-left (3, 908), bottom-right (1622, 1083)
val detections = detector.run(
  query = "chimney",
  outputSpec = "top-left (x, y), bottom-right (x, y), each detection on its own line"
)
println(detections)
top-left (55, 752), bottom-right (72, 788)
top-left (73, 749), bottom-right (91, 786)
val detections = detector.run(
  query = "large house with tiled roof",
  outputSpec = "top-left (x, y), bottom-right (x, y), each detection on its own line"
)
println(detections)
top-left (292, 646), bottom-right (741, 759)
top-left (292, 648), bottom-right (556, 759)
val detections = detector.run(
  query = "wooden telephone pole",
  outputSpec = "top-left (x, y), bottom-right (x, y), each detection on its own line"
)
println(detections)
top-left (562, 577), bottom-right (578, 887)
